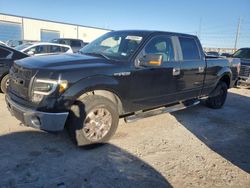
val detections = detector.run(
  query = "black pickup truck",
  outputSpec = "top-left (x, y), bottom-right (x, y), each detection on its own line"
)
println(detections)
top-left (233, 48), bottom-right (250, 87)
top-left (5, 30), bottom-right (240, 146)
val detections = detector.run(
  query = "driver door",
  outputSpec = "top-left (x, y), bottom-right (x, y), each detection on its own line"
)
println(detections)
top-left (127, 35), bottom-right (181, 111)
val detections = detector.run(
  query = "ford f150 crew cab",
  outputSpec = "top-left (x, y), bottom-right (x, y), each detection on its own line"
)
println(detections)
top-left (5, 30), bottom-right (240, 146)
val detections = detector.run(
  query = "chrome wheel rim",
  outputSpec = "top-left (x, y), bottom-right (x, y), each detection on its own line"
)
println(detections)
top-left (6, 78), bottom-right (9, 88)
top-left (83, 107), bottom-right (112, 142)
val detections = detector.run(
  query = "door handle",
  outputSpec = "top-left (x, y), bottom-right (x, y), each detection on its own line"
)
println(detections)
top-left (198, 67), bottom-right (205, 73)
top-left (173, 68), bottom-right (180, 76)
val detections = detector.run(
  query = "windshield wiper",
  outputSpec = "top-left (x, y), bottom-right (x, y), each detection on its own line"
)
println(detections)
top-left (80, 52), bottom-right (110, 60)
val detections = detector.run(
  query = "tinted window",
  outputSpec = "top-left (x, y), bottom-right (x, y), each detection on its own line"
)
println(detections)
top-left (0, 47), bottom-right (11, 58)
top-left (233, 49), bottom-right (250, 59)
top-left (58, 39), bottom-right (70, 45)
top-left (71, 40), bottom-right (81, 47)
top-left (143, 36), bottom-right (174, 62)
top-left (179, 37), bottom-right (200, 60)
top-left (49, 45), bottom-right (61, 53)
top-left (25, 45), bottom-right (47, 54)
top-left (61, 47), bottom-right (69, 52)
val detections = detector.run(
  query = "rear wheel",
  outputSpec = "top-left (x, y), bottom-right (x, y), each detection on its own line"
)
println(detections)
top-left (206, 81), bottom-right (228, 109)
top-left (67, 95), bottom-right (119, 146)
top-left (0, 74), bottom-right (9, 93)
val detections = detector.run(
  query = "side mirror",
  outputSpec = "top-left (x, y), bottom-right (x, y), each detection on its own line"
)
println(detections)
top-left (139, 54), bottom-right (163, 67)
top-left (27, 50), bottom-right (34, 56)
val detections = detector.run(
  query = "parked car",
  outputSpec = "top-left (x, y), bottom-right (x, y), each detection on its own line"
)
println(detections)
top-left (6, 30), bottom-right (240, 146)
top-left (0, 41), bottom-right (7, 46)
top-left (0, 45), bottom-right (28, 93)
top-left (206, 51), bottom-right (220, 57)
top-left (220, 52), bottom-right (232, 57)
top-left (233, 48), bottom-right (250, 87)
top-left (51, 38), bottom-right (86, 53)
top-left (15, 42), bottom-right (73, 56)
top-left (6, 40), bottom-right (38, 48)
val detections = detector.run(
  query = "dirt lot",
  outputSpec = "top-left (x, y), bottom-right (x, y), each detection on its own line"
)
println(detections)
top-left (0, 88), bottom-right (250, 188)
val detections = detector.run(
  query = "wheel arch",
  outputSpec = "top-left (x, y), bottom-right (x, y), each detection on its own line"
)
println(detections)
top-left (77, 89), bottom-right (124, 115)
top-left (60, 76), bottom-right (124, 115)
top-left (216, 67), bottom-right (232, 88)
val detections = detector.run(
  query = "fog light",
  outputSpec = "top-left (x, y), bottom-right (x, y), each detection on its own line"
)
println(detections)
top-left (31, 116), bottom-right (41, 127)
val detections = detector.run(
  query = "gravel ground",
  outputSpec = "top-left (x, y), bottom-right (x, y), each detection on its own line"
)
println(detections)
top-left (0, 88), bottom-right (249, 188)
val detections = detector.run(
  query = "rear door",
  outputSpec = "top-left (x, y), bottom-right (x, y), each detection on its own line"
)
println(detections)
top-left (177, 36), bottom-right (206, 99)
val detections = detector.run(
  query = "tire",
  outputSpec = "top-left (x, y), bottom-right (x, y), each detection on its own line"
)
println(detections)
top-left (206, 81), bottom-right (228, 109)
top-left (0, 74), bottom-right (9, 93)
top-left (66, 95), bottom-right (119, 146)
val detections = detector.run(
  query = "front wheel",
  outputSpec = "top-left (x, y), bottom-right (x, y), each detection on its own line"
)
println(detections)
top-left (206, 81), bottom-right (228, 109)
top-left (67, 95), bottom-right (119, 146)
top-left (0, 74), bottom-right (9, 93)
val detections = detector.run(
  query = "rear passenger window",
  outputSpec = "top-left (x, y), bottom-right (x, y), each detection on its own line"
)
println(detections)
top-left (179, 37), bottom-right (200, 60)
top-left (0, 47), bottom-right (11, 58)
top-left (49, 45), bottom-right (61, 53)
top-left (61, 47), bottom-right (69, 52)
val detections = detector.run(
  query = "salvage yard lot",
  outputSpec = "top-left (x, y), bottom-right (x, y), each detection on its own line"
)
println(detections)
top-left (0, 88), bottom-right (250, 187)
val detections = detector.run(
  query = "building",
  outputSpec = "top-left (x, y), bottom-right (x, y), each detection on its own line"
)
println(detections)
top-left (0, 13), bottom-right (110, 43)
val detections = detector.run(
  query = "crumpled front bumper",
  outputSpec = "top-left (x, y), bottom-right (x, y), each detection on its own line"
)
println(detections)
top-left (5, 95), bottom-right (69, 131)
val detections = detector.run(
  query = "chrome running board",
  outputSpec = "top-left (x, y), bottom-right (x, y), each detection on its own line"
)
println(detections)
top-left (124, 100), bottom-right (200, 123)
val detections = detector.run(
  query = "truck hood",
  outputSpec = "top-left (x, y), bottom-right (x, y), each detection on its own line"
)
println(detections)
top-left (15, 53), bottom-right (113, 70)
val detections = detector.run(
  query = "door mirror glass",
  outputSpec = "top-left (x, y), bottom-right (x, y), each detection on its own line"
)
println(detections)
top-left (139, 54), bottom-right (163, 67)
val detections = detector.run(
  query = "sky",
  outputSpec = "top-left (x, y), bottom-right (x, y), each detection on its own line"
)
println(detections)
top-left (0, 0), bottom-right (250, 48)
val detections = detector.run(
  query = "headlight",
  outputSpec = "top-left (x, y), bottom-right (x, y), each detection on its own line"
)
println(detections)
top-left (31, 79), bottom-right (68, 103)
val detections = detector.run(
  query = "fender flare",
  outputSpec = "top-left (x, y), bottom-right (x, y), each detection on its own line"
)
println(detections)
top-left (58, 76), bottom-right (124, 113)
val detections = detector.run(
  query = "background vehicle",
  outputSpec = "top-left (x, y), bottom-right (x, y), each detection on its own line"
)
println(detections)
top-left (0, 45), bottom-right (28, 93)
top-left (233, 48), bottom-right (250, 87)
top-left (206, 51), bottom-right (220, 57)
top-left (6, 30), bottom-right (240, 146)
top-left (6, 40), bottom-right (38, 48)
top-left (15, 42), bottom-right (73, 56)
top-left (220, 52), bottom-right (232, 57)
top-left (0, 41), bottom-right (7, 46)
top-left (51, 38), bottom-right (86, 53)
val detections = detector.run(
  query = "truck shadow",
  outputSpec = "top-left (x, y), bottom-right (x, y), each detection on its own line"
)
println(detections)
top-left (172, 91), bottom-right (250, 173)
top-left (0, 131), bottom-right (171, 188)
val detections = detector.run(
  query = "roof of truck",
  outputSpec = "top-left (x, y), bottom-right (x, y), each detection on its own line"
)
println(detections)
top-left (111, 30), bottom-right (196, 38)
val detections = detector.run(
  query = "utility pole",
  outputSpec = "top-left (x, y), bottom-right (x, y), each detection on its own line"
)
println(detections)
top-left (234, 17), bottom-right (242, 50)
top-left (198, 18), bottom-right (202, 39)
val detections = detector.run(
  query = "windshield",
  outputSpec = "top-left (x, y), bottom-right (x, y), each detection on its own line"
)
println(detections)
top-left (79, 32), bottom-right (144, 61)
top-left (15, 43), bottom-right (33, 51)
top-left (233, 49), bottom-right (250, 59)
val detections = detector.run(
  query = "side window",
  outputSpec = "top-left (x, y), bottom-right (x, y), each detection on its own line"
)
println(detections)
top-left (61, 47), bottom-right (69, 52)
top-left (246, 49), bottom-right (250, 59)
top-left (36, 45), bottom-right (47, 54)
top-left (49, 45), bottom-right (61, 53)
top-left (70, 40), bottom-right (81, 47)
top-left (0, 47), bottom-right (11, 58)
top-left (143, 36), bottom-right (175, 62)
top-left (26, 45), bottom-right (47, 54)
top-left (179, 37), bottom-right (200, 60)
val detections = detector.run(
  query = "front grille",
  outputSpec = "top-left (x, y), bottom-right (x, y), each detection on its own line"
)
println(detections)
top-left (239, 65), bottom-right (250, 77)
top-left (9, 63), bottom-right (35, 100)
